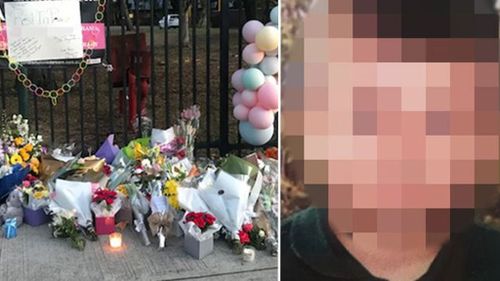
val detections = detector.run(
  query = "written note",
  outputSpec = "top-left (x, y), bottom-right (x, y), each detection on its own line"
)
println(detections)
top-left (5, 0), bottom-right (83, 62)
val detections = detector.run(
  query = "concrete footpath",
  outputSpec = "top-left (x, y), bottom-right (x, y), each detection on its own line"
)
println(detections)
top-left (0, 225), bottom-right (278, 281)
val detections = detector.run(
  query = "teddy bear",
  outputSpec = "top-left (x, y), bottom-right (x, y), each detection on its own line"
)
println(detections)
top-left (0, 190), bottom-right (24, 227)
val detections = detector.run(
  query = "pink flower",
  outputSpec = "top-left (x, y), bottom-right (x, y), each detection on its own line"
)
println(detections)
top-left (22, 180), bottom-right (30, 187)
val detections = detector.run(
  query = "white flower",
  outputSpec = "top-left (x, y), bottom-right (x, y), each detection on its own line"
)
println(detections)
top-left (141, 159), bottom-right (152, 169)
top-left (259, 230), bottom-right (266, 238)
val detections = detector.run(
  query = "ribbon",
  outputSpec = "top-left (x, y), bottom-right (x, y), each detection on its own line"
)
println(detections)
top-left (147, 212), bottom-right (174, 237)
top-left (3, 218), bottom-right (17, 238)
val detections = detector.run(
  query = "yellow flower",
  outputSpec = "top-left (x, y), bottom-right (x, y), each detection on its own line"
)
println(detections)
top-left (23, 143), bottom-right (33, 152)
top-left (164, 180), bottom-right (179, 210)
top-left (14, 137), bottom-right (24, 146)
top-left (33, 191), bottom-right (46, 200)
top-left (133, 143), bottom-right (146, 160)
top-left (19, 148), bottom-right (30, 161)
top-left (30, 157), bottom-right (40, 174)
top-left (10, 154), bottom-right (23, 165)
top-left (116, 185), bottom-right (128, 197)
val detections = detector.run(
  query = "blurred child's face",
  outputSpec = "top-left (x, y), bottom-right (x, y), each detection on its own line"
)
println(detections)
top-left (283, 1), bottom-right (500, 241)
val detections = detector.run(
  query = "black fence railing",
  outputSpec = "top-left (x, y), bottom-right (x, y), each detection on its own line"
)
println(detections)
top-left (0, 0), bottom-right (278, 157)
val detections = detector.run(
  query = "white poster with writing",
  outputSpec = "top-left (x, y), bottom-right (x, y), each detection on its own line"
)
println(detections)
top-left (5, 0), bottom-right (83, 62)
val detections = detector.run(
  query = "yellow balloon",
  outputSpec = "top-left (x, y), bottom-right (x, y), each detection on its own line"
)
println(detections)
top-left (255, 26), bottom-right (279, 52)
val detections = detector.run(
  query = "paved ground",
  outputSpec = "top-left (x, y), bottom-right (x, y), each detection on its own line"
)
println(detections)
top-left (0, 224), bottom-right (277, 281)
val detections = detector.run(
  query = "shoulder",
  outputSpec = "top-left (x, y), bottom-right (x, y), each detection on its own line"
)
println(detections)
top-left (281, 208), bottom-right (330, 280)
top-left (464, 224), bottom-right (500, 280)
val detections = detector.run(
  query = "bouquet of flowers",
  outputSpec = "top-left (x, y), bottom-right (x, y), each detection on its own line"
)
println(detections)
top-left (237, 223), bottom-right (267, 251)
top-left (49, 209), bottom-right (86, 251)
top-left (174, 105), bottom-right (200, 160)
top-left (91, 188), bottom-right (122, 235)
top-left (92, 189), bottom-right (120, 212)
top-left (0, 113), bottom-right (43, 174)
top-left (18, 174), bottom-right (50, 210)
top-left (184, 212), bottom-right (216, 233)
top-left (130, 142), bottom-right (166, 193)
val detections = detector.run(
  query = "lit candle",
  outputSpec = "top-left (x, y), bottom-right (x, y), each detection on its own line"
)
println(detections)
top-left (109, 232), bottom-right (122, 249)
top-left (242, 247), bottom-right (255, 262)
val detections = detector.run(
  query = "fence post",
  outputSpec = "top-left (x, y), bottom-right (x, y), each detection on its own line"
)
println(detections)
top-left (16, 66), bottom-right (28, 117)
top-left (219, 0), bottom-right (229, 155)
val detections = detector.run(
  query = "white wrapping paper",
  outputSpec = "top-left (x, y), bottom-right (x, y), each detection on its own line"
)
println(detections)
top-left (90, 198), bottom-right (122, 217)
top-left (198, 170), bottom-right (250, 233)
top-left (50, 179), bottom-right (93, 226)
top-left (151, 127), bottom-right (176, 146)
top-left (184, 221), bottom-right (220, 242)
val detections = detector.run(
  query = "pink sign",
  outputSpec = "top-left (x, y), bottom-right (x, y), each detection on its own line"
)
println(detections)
top-left (0, 23), bottom-right (106, 51)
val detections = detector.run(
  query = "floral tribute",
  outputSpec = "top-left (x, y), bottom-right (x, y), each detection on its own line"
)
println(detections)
top-left (237, 223), bottom-right (267, 250)
top-left (184, 212), bottom-right (216, 233)
top-left (0, 113), bottom-right (43, 175)
top-left (92, 189), bottom-right (118, 212)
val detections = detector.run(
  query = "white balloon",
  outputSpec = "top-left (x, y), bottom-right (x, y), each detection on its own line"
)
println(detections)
top-left (259, 56), bottom-right (279, 75)
top-left (239, 122), bottom-right (274, 146)
top-left (270, 6), bottom-right (278, 25)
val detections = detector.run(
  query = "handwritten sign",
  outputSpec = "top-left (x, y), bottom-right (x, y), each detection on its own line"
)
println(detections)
top-left (5, 0), bottom-right (83, 62)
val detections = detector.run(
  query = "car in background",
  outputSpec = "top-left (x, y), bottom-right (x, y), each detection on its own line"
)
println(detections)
top-left (159, 14), bottom-right (179, 28)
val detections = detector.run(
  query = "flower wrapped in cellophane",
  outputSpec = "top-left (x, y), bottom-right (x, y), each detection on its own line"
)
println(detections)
top-left (18, 174), bottom-right (50, 210)
top-left (91, 188), bottom-right (122, 235)
top-left (0, 113), bottom-right (43, 174)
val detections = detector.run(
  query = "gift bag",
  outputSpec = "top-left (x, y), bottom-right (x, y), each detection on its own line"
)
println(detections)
top-left (95, 216), bottom-right (115, 235)
top-left (23, 207), bottom-right (50, 226)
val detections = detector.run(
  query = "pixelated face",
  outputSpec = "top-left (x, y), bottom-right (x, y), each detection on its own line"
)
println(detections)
top-left (283, 0), bottom-right (500, 241)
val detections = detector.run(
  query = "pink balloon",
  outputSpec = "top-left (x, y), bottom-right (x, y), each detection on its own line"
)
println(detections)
top-left (232, 92), bottom-right (242, 106)
top-left (242, 43), bottom-right (265, 65)
top-left (233, 104), bottom-right (250, 121)
top-left (241, 90), bottom-right (258, 108)
top-left (257, 82), bottom-right (279, 110)
top-left (242, 20), bottom-right (264, 43)
top-left (249, 106), bottom-right (274, 129)
top-left (231, 69), bottom-right (245, 92)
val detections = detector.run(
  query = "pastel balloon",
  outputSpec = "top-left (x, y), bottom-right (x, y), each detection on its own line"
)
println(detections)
top-left (249, 106), bottom-right (275, 129)
top-left (242, 68), bottom-right (265, 90)
top-left (232, 92), bottom-right (242, 106)
top-left (265, 75), bottom-right (277, 85)
top-left (242, 43), bottom-right (265, 65)
top-left (256, 26), bottom-right (279, 52)
top-left (265, 48), bottom-right (278, 57)
top-left (231, 69), bottom-right (245, 91)
top-left (241, 90), bottom-right (258, 108)
top-left (242, 20), bottom-right (264, 43)
top-left (233, 104), bottom-right (250, 121)
top-left (270, 7), bottom-right (278, 25)
top-left (259, 56), bottom-right (279, 75)
top-left (257, 82), bottom-right (279, 110)
top-left (239, 121), bottom-right (274, 146)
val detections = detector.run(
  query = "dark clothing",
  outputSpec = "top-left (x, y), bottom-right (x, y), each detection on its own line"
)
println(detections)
top-left (281, 208), bottom-right (500, 281)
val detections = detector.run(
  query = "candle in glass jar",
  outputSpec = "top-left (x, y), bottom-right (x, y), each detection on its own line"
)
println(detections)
top-left (109, 232), bottom-right (122, 248)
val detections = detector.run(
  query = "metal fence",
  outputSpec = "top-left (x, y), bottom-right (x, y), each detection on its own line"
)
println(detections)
top-left (0, 0), bottom-right (278, 157)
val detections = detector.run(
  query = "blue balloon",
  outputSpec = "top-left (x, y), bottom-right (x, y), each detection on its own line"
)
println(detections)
top-left (270, 7), bottom-right (278, 25)
top-left (242, 68), bottom-right (265, 90)
top-left (239, 121), bottom-right (274, 146)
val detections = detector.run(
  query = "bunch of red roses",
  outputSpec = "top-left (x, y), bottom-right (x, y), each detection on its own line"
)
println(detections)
top-left (238, 223), bottom-right (254, 245)
top-left (237, 223), bottom-right (267, 250)
top-left (92, 188), bottom-right (117, 210)
top-left (185, 212), bottom-right (216, 232)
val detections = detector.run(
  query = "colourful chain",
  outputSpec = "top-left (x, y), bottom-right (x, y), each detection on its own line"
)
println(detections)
top-left (0, 0), bottom-right (106, 105)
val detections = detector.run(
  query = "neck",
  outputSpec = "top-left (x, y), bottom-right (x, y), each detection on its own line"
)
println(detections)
top-left (328, 211), bottom-right (449, 281)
